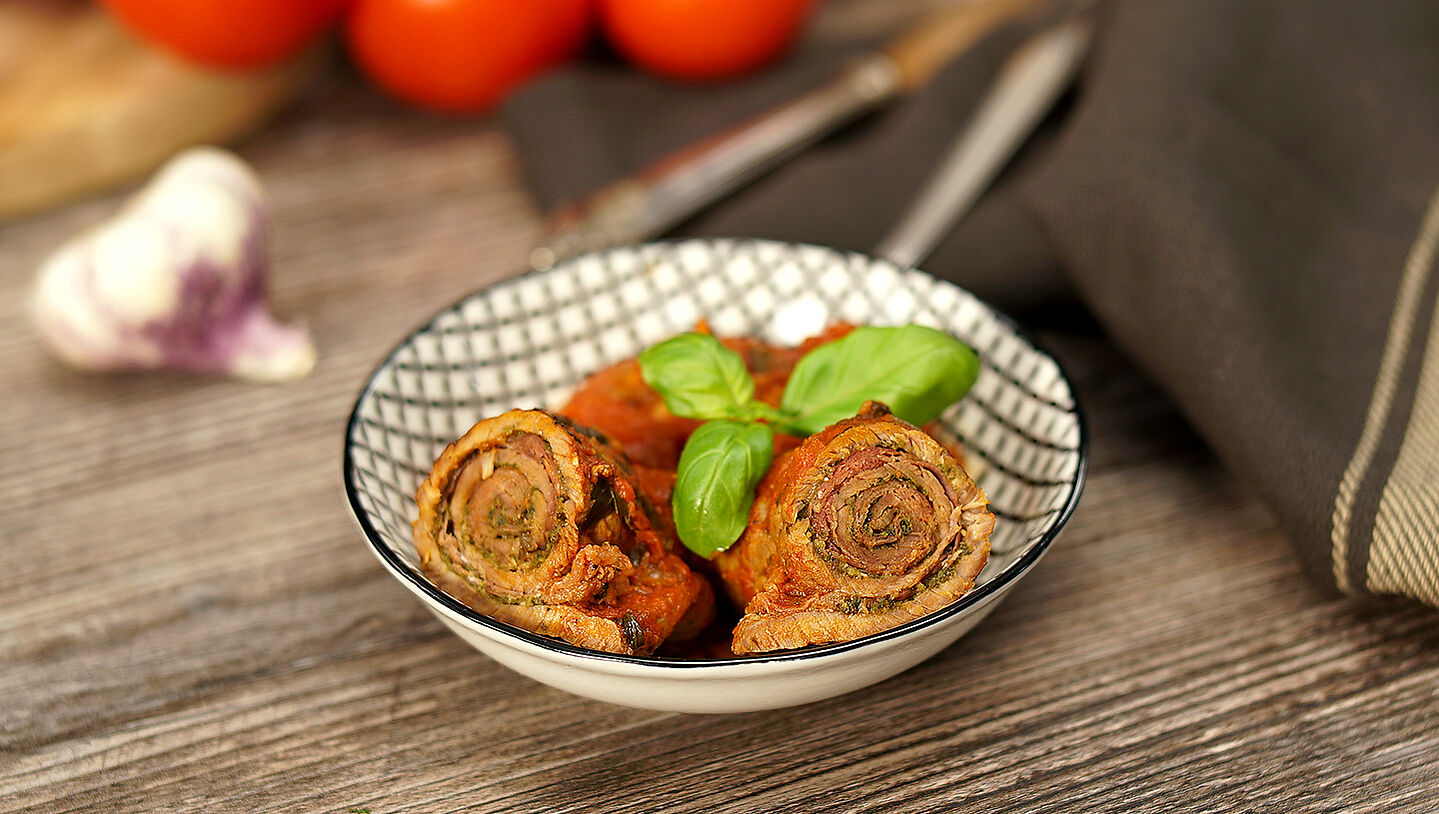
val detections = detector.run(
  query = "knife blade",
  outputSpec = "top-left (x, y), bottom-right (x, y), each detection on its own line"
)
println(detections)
top-left (873, 15), bottom-right (1091, 268)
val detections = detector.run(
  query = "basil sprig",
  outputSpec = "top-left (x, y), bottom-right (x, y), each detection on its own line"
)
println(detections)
top-left (780, 325), bottom-right (980, 435)
top-left (639, 326), bottom-right (979, 556)
top-left (639, 332), bottom-right (757, 421)
top-left (671, 421), bottom-right (775, 557)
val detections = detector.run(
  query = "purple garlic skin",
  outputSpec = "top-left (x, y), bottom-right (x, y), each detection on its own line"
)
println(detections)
top-left (31, 147), bottom-right (316, 382)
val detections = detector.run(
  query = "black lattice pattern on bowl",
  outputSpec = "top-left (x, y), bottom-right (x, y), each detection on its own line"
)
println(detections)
top-left (346, 239), bottom-right (1084, 626)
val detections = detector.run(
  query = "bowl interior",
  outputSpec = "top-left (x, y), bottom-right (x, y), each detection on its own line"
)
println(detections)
top-left (345, 239), bottom-right (1085, 663)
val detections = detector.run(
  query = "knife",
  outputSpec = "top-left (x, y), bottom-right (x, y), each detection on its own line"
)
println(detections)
top-left (529, 0), bottom-right (1053, 271)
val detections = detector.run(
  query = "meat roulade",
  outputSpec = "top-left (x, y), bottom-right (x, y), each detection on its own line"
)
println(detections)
top-left (413, 409), bottom-right (713, 655)
top-left (716, 402), bottom-right (994, 654)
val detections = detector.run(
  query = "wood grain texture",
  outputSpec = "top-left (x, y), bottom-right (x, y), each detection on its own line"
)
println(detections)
top-left (2, 2), bottom-right (1437, 811)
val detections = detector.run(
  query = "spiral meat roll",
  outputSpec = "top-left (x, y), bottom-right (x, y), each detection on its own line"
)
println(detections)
top-left (716, 402), bottom-right (993, 654)
top-left (414, 409), bottom-right (713, 655)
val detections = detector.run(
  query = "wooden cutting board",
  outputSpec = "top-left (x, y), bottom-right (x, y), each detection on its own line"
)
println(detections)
top-left (0, 1), bottom-right (322, 219)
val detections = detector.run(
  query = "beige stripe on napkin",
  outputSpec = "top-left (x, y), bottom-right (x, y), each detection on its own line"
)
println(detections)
top-left (1331, 185), bottom-right (1439, 593)
top-left (1368, 305), bottom-right (1439, 604)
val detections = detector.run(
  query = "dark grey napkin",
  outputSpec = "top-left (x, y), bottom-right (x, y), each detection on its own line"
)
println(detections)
top-left (502, 0), bottom-right (1439, 608)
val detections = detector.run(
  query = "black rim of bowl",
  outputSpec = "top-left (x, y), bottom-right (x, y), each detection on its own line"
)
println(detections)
top-left (343, 239), bottom-right (1089, 669)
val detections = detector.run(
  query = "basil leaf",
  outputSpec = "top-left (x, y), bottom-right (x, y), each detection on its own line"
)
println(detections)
top-left (780, 325), bottom-right (979, 434)
top-left (639, 333), bottom-right (755, 420)
top-left (672, 420), bottom-right (774, 556)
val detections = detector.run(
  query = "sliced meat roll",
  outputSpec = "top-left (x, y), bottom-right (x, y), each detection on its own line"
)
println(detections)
top-left (413, 409), bottom-right (713, 655)
top-left (716, 402), bottom-right (993, 654)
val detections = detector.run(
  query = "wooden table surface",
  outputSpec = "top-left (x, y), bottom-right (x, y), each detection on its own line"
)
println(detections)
top-left (4, 5), bottom-right (1438, 811)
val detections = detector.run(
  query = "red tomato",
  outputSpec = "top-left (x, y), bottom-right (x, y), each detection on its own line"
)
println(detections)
top-left (345, 0), bottom-right (593, 114)
top-left (599, 0), bottom-right (817, 81)
top-left (100, 0), bottom-right (349, 69)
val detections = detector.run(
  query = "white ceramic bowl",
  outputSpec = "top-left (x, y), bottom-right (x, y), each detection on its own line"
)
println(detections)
top-left (344, 238), bottom-right (1086, 713)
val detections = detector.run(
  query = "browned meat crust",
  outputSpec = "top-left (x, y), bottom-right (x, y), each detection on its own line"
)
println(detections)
top-left (413, 409), bottom-right (713, 655)
top-left (715, 403), bottom-right (993, 654)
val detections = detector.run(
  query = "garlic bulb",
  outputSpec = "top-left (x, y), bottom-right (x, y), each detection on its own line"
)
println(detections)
top-left (31, 147), bottom-right (316, 382)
